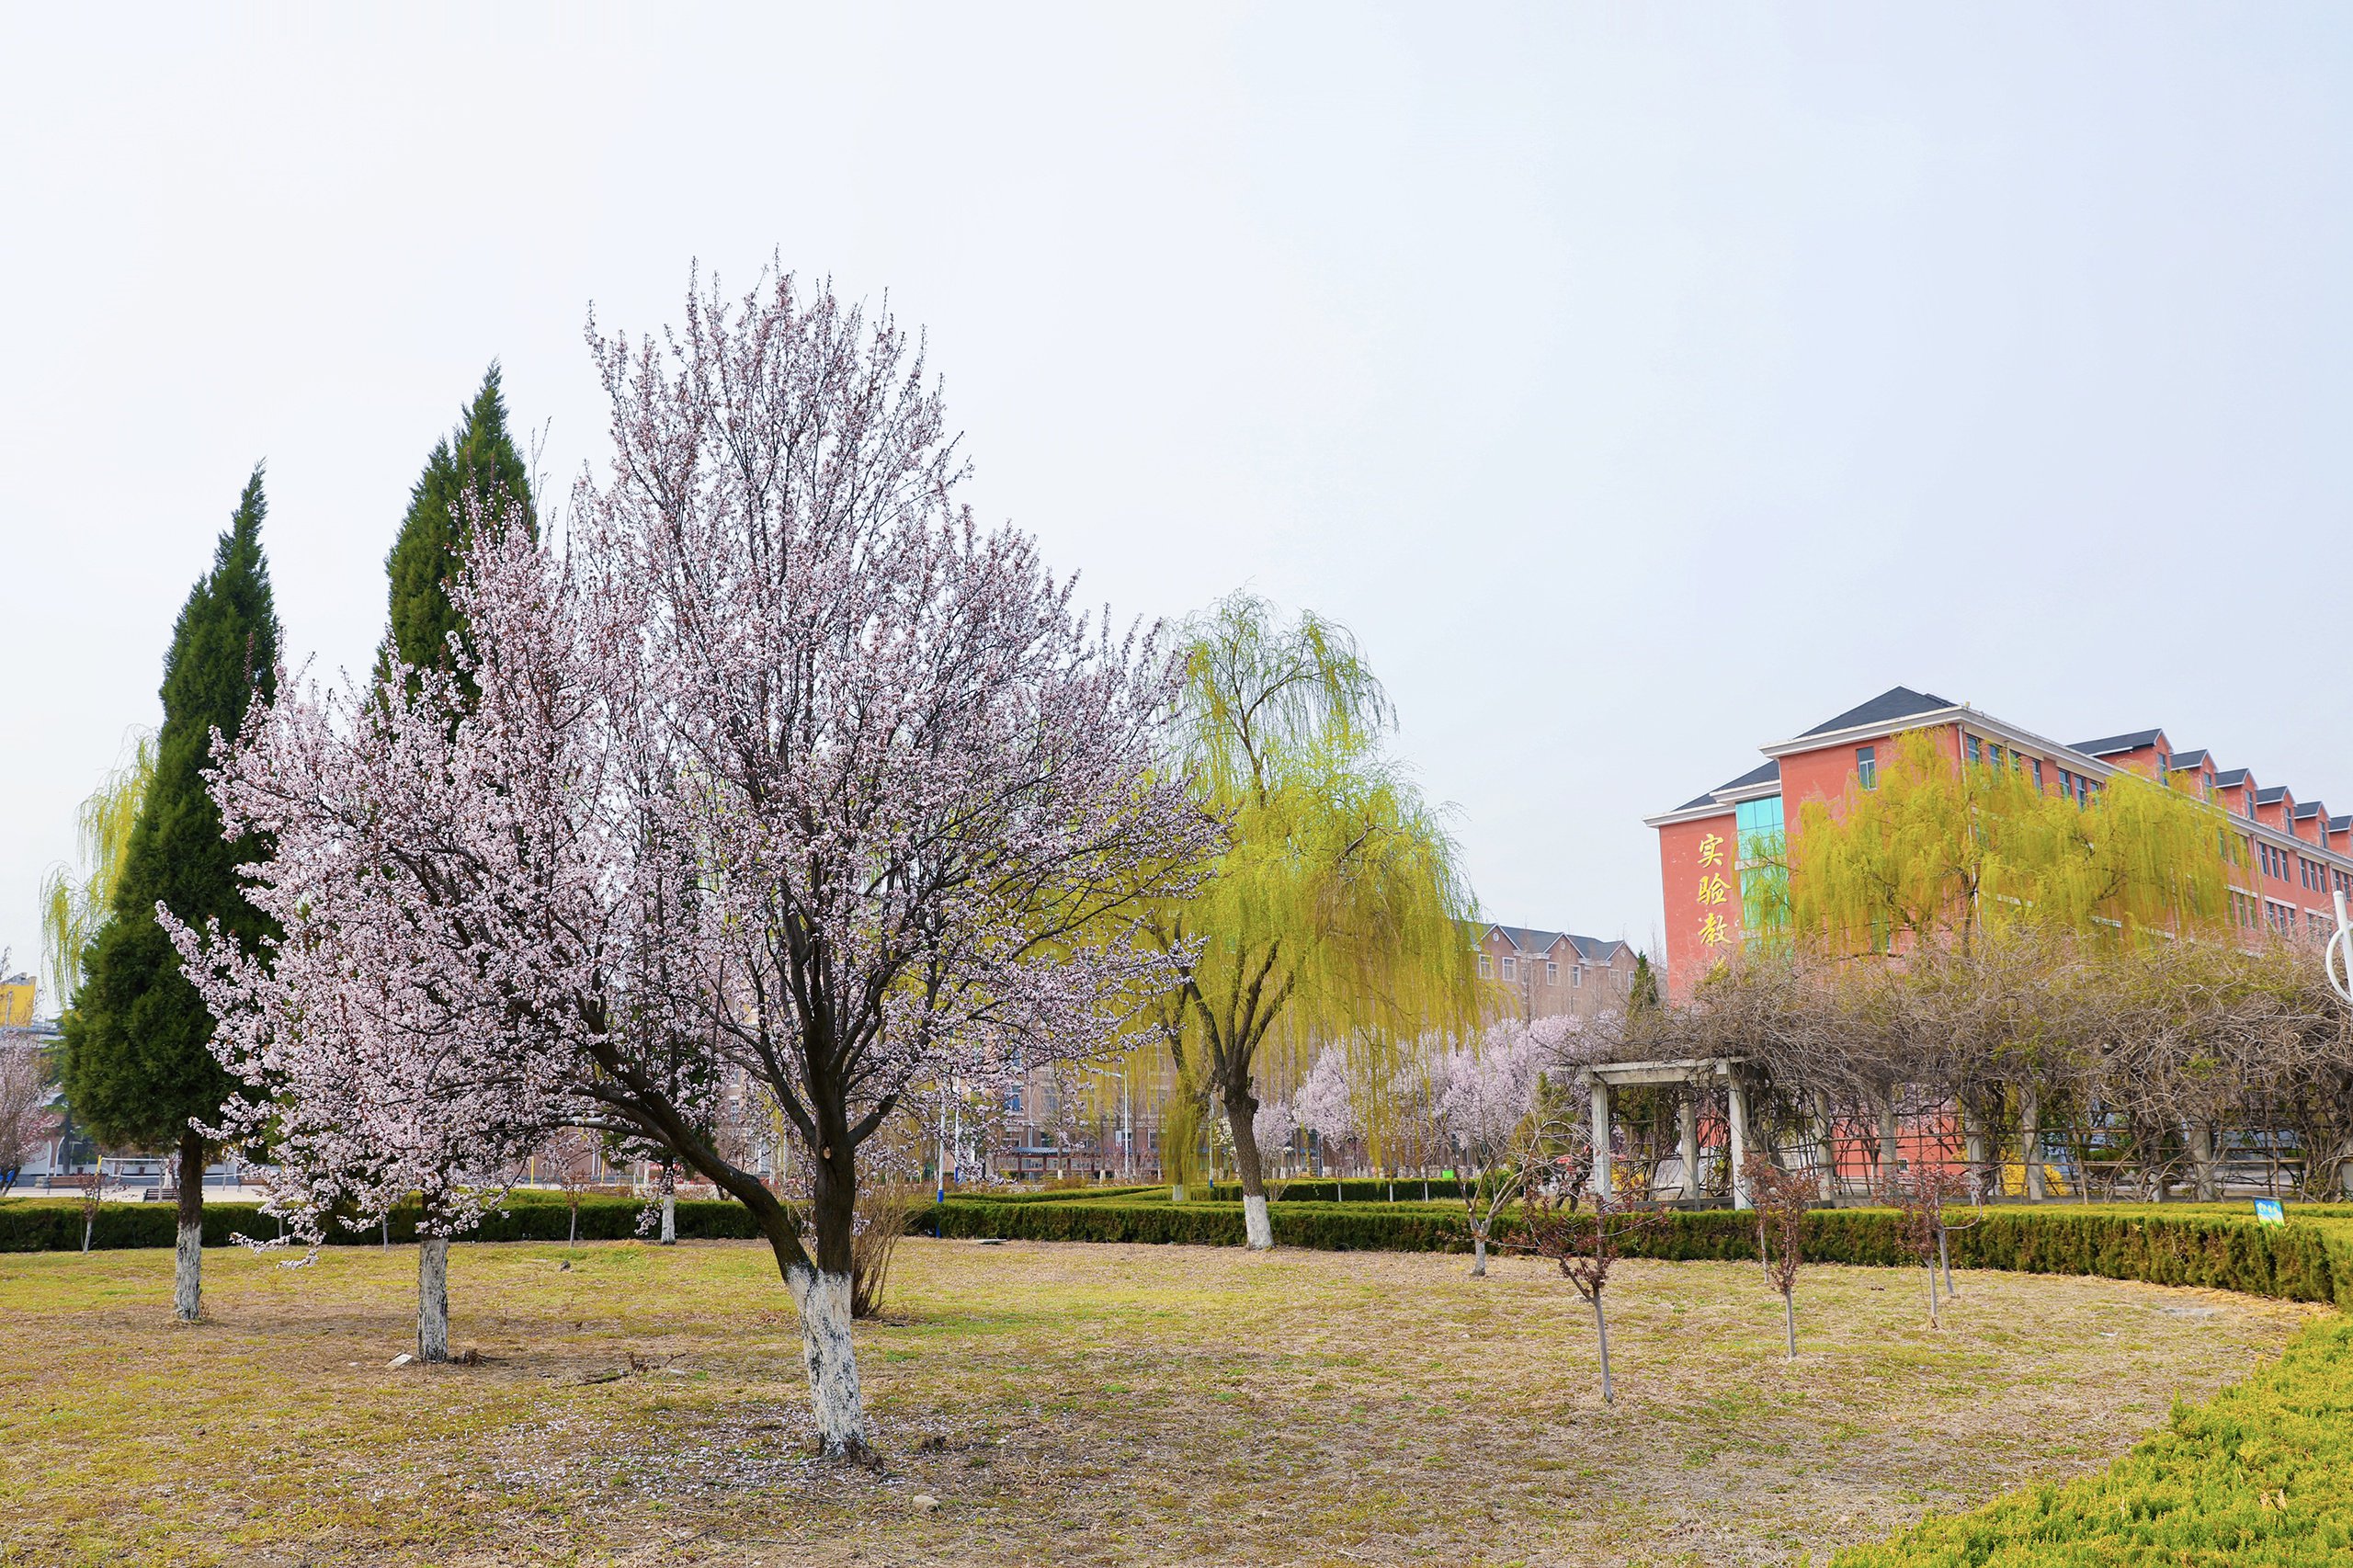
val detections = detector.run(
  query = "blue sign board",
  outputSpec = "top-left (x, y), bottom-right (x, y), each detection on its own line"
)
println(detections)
top-left (2255, 1198), bottom-right (2286, 1225)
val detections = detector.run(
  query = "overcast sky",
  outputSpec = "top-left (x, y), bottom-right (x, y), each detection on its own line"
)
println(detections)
top-left (6, 4), bottom-right (2353, 1005)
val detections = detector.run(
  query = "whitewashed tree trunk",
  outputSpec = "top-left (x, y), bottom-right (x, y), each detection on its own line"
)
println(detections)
top-left (2020, 1084), bottom-right (2047, 1202)
top-left (661, 1191), bottom-right (676, 1244)
top-left (1470, 1229), bottom-right (1488, 1278)
top-left (787, 1265), bottom-right (870, 1460)
top-left (1242, 1193), bottom-right (1272, 1251)
top-left (173, 1219), bottom-right (202, 1323)
top-left (1781, 1287), bottom-right (1798, 1357)
top-left (1170, 1184), bottom-right (1188, 1204)
top-left (418, 1235), bottom-right (450, 1363)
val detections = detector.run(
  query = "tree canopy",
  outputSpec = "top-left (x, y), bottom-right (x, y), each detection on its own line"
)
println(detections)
top-left (381, 364), bottom-right (533, 698)
top-left (1775, 728), bottom-right (2239, 956)
top-left (1142, 592), bottom-right (1481, 1242)
top-left (63, 467), bottom-right (279, 1158)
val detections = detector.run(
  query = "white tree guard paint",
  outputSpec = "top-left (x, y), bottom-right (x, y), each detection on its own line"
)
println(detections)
top-left (418, 1235), bottom-right (450, 1362)
top-left (661, 1192), bottom-right (676, 1244)
top-left (1470, 1233), bottom-right (1488, 1277)
top-left (173, 1220), bottom-right (202, 1323)
top-left (1242, 1193), bottom-right (1273, 1251)
top-left (787, 1264), bottom-right (870, 1457)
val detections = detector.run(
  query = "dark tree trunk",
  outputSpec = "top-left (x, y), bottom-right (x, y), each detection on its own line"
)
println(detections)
top-left (1218, 1070), bottom-right (1273, 1250)
top-left (174, 1129), bottom-right (205, 1324)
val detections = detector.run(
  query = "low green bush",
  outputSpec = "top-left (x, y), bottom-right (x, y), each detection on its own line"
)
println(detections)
top-left (0, 1195), bottom-right (765, 1252)
top-left (1836, 1310), bottom-right (2353, 1567)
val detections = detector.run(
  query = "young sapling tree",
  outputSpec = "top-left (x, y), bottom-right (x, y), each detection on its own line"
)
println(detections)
top-left (1741, 1152), bottom-right (1813, 1357)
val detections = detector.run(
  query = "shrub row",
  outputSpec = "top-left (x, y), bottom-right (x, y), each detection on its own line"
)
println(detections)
top-left (0, 1196), bottom-right (767, 1252)
top-left (926, 1198), bottom-right (2350, 1304)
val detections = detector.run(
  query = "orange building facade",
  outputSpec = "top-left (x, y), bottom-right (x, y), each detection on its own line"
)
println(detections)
top-left (1645, 687), bottom-right (2353, 999)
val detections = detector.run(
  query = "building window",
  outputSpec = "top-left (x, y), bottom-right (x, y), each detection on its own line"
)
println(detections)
top-left (1734, 794), bottom-right (1790, 942)
top-left (1500, 955), bottom-right (1515, 981)
top-left (2030, 758), bottom-right (2044, 790)
top-left (1546, 960), bottom-right (1558, 985)
top-left (1856, 745), bottom-right (1876, 791)
top-left (1988, 743), bottom-right (2005, 767)
top-left (2077, 777), bottom-right (2091, 807)
top-left (2268, 901), bottom-right (2293, 935)
top-left (2158, 749), bottom-right (2172, 775)
top-left (2058, 767), bottom-right (2073, 796)
top-left (1966, 734), bottom-right (1983, 765)
top-left (1476, 953), bottom-right (1492, 979)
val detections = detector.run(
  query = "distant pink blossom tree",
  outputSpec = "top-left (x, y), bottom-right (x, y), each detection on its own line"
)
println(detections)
top-left (175, 268), bottom-right (1214, 1460)
top-left (1294, 1045), bottom-right (1358, 1187)
top-left (1434, 1022), bottom-right (1546, 1274)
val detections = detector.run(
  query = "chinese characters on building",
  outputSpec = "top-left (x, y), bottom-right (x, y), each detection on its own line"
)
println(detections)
top-left (1697, 831), bottom-right (1731, 949)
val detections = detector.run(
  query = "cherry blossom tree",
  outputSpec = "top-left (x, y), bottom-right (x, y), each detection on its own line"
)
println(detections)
top-left (1294, 1044), bottom-right (1358, 1191)
top-left (176, 268), bottom-right (1213, 1459)
top-left (1435, 1022), bottom-right (1547, 1275)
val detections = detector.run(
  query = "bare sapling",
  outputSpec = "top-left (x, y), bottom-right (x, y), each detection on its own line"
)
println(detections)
top-left (1881, 1163), bottom-right (1948, 1329)
top-left (1515, 1135), bottom-right (1662, 1404)
top-left (542, 1130), bottom-right (597, 1245)
top-left (1741, 1152), bottom-right (1813, 1357)
top-left (1937, 1167), bottom-right (1985, 1301)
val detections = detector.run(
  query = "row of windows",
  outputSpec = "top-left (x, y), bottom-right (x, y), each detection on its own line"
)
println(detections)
top-left (2232, 890), bottom-right (2340, 939)
top-left (1954, 735), bottom-right (2087, 804)
top-left (1475, 952), bottom-right (1605, 987)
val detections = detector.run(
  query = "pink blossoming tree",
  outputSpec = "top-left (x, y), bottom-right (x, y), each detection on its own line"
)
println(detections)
top-left (176, 268), bottom-right (1214, 1459)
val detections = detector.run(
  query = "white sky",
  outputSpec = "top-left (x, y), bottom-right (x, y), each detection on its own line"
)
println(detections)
top-left (6, 5), bottom-right (2353, 1004)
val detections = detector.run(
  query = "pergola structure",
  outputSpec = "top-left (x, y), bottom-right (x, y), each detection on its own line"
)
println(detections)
top-left (1575, 1057), bottom-right (1759, 1210)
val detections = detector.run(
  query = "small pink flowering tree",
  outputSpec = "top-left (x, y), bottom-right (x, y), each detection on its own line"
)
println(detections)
top-left (1434, 1022), bottom-right (1545, 1275)
top-left (1294, 1044), bottom-right (1358, 1192)
top-left (178, 268), bottom-right (1213, 1460)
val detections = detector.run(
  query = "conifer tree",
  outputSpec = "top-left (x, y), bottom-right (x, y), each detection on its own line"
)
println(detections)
top-left (63, 468), bottom-right (279, 1322)
top-left (381, 365), bottom-right (533, 698)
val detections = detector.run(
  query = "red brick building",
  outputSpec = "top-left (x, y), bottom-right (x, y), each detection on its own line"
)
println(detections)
top-left (1645, 687), bottom-right (2353, 998)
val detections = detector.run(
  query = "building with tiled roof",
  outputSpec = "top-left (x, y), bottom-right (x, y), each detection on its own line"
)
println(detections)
top-left (1644, 687), bottom-right (2353, 998)
top-left (1470, 923), bottom-right (1640, 1022)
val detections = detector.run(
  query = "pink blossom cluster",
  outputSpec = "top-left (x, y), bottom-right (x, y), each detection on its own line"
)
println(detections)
top-left (173, 270), bottom-right (1218, 1282)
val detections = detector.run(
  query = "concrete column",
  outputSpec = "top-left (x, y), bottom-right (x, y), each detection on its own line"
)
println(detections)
top-left (1813, 1091), bottom-right (1839, 1200)
top-left (1879, 1086), bottom-right (1901, 1178)
top-left (1679, 1089), bottom-right (1701, 1203)
top-left (1589, 1077), bottom-right (1612, 1200)
top-left (2191, 1120), bottom-right (2220, 1203)
top-left (1728, 1074), bottom-right (1753, 1211)
top-left (2020, 1084), bottom-right (2047, 1202)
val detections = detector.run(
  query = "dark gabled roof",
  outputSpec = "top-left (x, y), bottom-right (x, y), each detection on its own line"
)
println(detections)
top-left (1490, 925), bottom-right (1568, 955)
top-left (1484, 926), bottom-right (1633, 966)
top-left (2073, 728), bottom-right (2165, 757)
top-left (1799, 687), bottom-right (1955, 738)
top-left (1672, 757), bottom-right (1780, 813)
top-left (2332, 815), bottom-right (2353, 832)
top-left (2211, 768), bottom-right (2250, 788)
top-left (2169, 748), bottom-right (2211, 770)
top-left (2257, 786), bottom-right (2290, 805)
top-left (2294, 801), bottom-right (2325, 820)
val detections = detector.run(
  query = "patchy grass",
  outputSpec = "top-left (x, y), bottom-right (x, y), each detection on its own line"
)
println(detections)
top-left (0, 1237), bottom-right (2317, 1567)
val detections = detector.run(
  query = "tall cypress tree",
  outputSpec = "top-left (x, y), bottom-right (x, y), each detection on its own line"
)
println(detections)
top-left (381, 364), bottom-right (534, 697)
top-left (63, 467), bottom-right (279, 1322)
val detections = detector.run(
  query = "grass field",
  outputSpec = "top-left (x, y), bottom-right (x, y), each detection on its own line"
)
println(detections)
top-left (0, 1237), bottom-right (2317, 1567)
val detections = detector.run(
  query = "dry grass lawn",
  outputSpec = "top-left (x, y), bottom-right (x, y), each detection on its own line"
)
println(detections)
top-left (0, 1234), bottom-right (2319, 1567)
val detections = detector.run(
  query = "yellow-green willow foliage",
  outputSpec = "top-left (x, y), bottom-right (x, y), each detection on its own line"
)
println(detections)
top-left (1140, 593), bottom-right (1482, 1212)
top-left (38, 728), bottom-right (156, 1007)
top-left (1781, 728), bottom-right (2239, 956)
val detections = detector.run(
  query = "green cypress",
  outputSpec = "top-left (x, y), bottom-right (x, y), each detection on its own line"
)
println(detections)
top-left (381, 364), bottom-right (534, 695)
top-left (63, 466), bottom-right (279, 1322)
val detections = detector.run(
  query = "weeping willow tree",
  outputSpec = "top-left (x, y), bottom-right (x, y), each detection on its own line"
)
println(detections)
top-left (1779, 727), bottom-right (2238, 956)
top-left (1142, 593), bottom-right (1481, 1248)
top-left (38, 729), bottom-right (157, 1010)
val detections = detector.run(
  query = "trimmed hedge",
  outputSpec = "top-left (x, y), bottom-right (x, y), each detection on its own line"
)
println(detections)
top-left (0, 1196), bottom-right (766, 1252)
